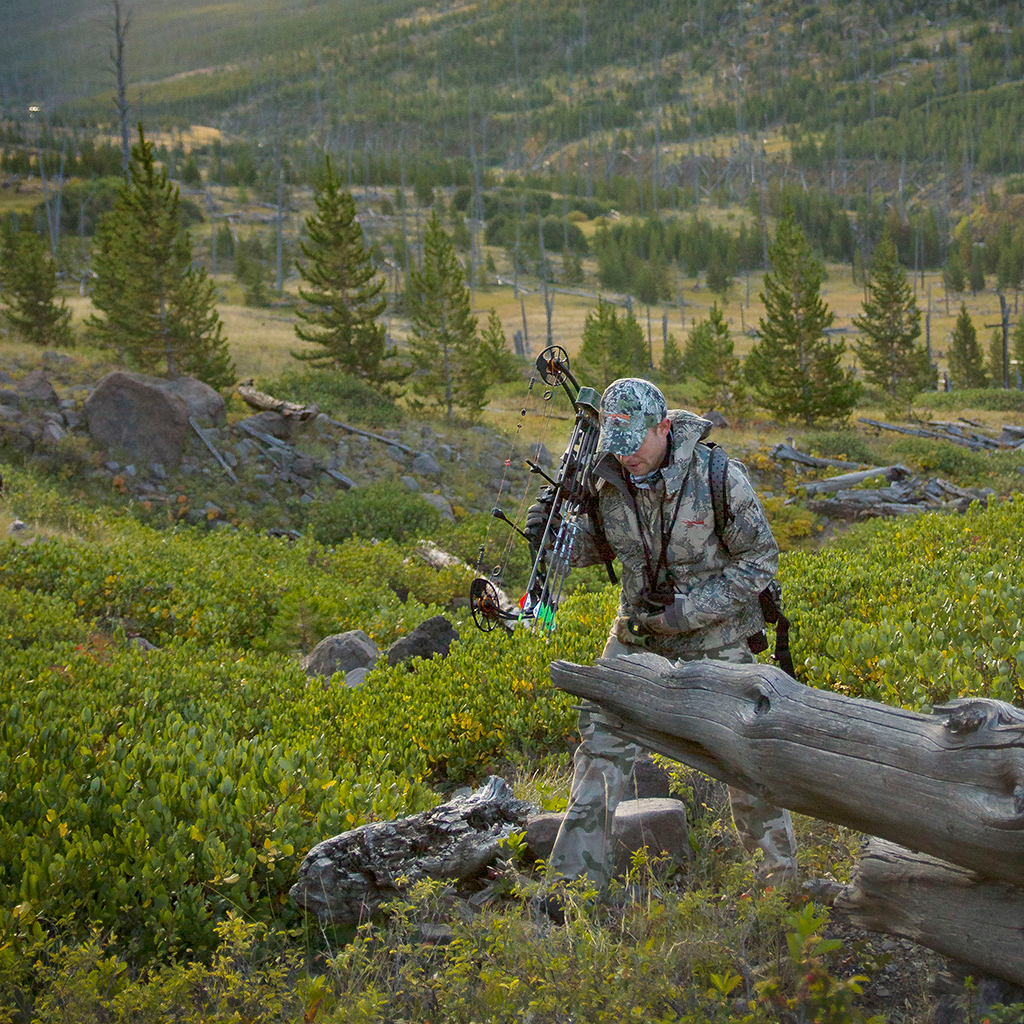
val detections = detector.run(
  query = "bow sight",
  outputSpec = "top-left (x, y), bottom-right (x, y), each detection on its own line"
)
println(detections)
top-left (470, 346), bottom-right (605, 635)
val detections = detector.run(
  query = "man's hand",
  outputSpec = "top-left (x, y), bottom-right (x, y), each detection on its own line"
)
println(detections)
top-left (524, 485), bottom-right (559, 553)
top-left (614, 610), bottom-right (679, 644)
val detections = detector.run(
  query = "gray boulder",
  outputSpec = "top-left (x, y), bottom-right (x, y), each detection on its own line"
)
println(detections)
top-left (301, 629), bottom-right (380, 679)
top-left (701, 410), bottom-right (730, 430)
top-left (162, 376), bottom-right (226, 427)
top-left (412, 452), bottom-right (442, 477)
top-left (386, 615), bottom-right (459, 668)
top-left (527, 442), bottom-right (553, 467)
top-left (237, 411), bottom-right (291, 440)
top-left (84, 371), bottom-right (191, 468)
top-left (526, 798), bottom-right (691, 876)
top-left (420, 493), bottom-right (455, 523)
top-left (16, 369), bottom-right (58, 405)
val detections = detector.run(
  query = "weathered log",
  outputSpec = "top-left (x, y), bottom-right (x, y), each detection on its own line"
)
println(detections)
top-left (237, 380), bottom-right (319, 420)
top-left (838, 838), bottom-right (1024, 987)
top-left (806, 498), bottom-right (932, 520)
top-left (549, 656), bottom-right (1024, 887)
top-left (770, 443), bottom-right (865, 470)
top-left (801, 464), bottom-right (911, 496)
top-left (290, 776), bottom-right (530, 923)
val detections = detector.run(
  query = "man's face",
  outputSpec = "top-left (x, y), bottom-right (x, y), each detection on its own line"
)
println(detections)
top-left (615, 418), bottom-right (671, 477)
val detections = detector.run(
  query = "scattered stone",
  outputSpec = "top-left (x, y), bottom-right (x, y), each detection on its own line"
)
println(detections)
top-left (387, 445), bottom-right (407, 464)
top-left (400, 475), bottom-right (419, 492)
top-left (16, 368), bottom-right (58, 405)
top-left (128, 636), bottom-right (158, 652)
top-left (302, 629), bottom-right (380, 679)
top-left (0, 405), bottom-right (18, 421)
top-left (419, 493), bottom-right (455, 523)
top-left (123, 464), bottom-right (136, 477)
top-left (40, 422), bottom-right (65, 445)
top-left (527, 442), bottom-right (552, 467)
top-left (7, 520), bottom-right (28, 534)
top-left (343, 667), bottom-right (368, 688)
top-left (702, 409), bottom-right (730, 430)
top-left (412, 452), bottom-right (442, 477)
top-left (386, 615), bottom-right (459, 668)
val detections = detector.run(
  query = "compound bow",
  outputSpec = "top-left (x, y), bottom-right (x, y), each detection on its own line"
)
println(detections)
top-left (470, 346), bottom-right (608, 635)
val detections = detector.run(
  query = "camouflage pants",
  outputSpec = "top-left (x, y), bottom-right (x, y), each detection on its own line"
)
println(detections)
top-left (547, 636), bottom-right (798, 889)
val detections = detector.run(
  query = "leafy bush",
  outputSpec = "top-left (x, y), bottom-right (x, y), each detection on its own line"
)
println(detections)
top-left (307, 480), bottom-right (443, 545)
top-left (798, 429), bottom-right (878, 466)
top-left (784, 494), bottom-right (1024, 708)
top-left (913, 388), bottom-right (1024, 412)
top-left (264, 367), bottom-right (401, 427)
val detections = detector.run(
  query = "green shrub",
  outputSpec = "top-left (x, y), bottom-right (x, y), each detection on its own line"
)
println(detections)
top-left (307, 480), bottom-right (443, 545)
top-left (264, 367), bottom-right (401, 428)
top-left (798, 429), bottom-right (877, 466)
top-left (913, 388), bottom-right (1024, 413)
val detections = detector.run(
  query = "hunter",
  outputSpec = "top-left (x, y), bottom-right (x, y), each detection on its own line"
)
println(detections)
top-left (526, 377), bottom-right (797, 897)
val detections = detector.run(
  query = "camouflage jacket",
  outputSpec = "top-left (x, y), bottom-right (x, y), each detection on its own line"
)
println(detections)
top-left (570, 410), bottom-right (779, 657)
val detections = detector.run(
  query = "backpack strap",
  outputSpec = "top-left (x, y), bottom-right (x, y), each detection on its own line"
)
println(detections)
top-left (707, 441), bottom-right (797, 679)
top-left (706, 441), bottom-right (731, 543)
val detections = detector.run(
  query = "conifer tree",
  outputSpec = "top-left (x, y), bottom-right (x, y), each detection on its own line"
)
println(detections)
top-left (88, 126), bottom-right (234, 388)
top-left (477, 309), bottom-right (521, 385)
top-left (575, 298), bottom-right (648, 389)
top-left (853, 233), bottom-right (931, 398)
top-left (294, 157), bottom-right (399, 389)
top-left (406, 214), bottom-right (481, 419)
top-left (659, 331), bottom-right (685, 384)
top-left (0, 224), bottom-right (73, 347)
top-left (948, 303), bottom-right (987, 388)
top-left (745, 207), bottom-right (860, 425)
top-left (683, 303), bottom-right (744, 410)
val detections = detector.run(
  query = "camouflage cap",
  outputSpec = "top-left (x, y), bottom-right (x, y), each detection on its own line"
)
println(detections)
top-left (596, 378), bottom-right (668, 456)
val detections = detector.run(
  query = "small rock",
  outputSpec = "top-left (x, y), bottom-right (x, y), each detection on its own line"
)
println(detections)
top-left (16, 368), bottom-right (58, 404)
top-left (302, 629), bottom-right (380, 679)
top-left (400, 475), bottom-right (419, 492)
top-left (420, 493), bottom-right (455, 523)
top-left (344, 667), bottom-right (368, 688)
top-left (149, 462), bottom-right (167, 480)
top-left (123, 464), bottom-right (137, 477)
top-left (386, 445), bottom-right (407, 464)
top-left (386, 615), bottom-right (459, 668)
top-left (702, 410), bottom-right (730, 430)
top-left (7, 520), bottom-right (28, 534)
top-left (527, 442), bottom-right (552, 467)
top-left (41, 422), bottom-right (65, 445)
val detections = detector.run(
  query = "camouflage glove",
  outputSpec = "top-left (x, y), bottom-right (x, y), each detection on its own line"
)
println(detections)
top-left (524, 485), bottom-right (559, 553)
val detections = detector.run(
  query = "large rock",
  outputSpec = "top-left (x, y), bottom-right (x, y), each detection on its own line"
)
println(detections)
top-left (386, 615), bottom-right (459, 667)
top-left (526, 798), bottom-right (691, 876)
top-left (84, 371), bottom-right (191, 467)
top-left (162, 376), bottom-right (226, 427)
top-left (301, 629), bottom-right (379, 679)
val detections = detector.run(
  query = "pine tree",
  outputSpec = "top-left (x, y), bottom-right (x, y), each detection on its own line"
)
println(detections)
top-left (948, 303), bottom-right (987, 388)
top-left (406, 214), bottom-right (481, 420)
top-left (853, 233), bottom-right (931, 398)
top-left (745, 207), bottom-right (860, 425)
top-left (574, 298), bottom-right (648, 389)
top-left (683, 303), bottom-right (744, 410)
top-left (477, 309), bottom-right (521, 385)
top-left (294, 157), bottom-right (400, 389)
top-left (659, 331), bottom-right (686, 384)
top-left (0, 224), bottom-right (73, 347)
top-left (88, 126), bottom-right (234, 388)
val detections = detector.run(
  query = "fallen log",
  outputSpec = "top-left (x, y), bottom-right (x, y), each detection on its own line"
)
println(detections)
top-left (770, 443), bottom-right (866, 471)
top-left (290, 776), bottom-right (530, 923)
top-left (801, 464), bottom-right (911, 496)
top-left (838, 838), bottom-right (1024, 987)
top-left (237, 380), bottom-right (319, 420)
top-left (549, 656), bottom-right (1024, 888)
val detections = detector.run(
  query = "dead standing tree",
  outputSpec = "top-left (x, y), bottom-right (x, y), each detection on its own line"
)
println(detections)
top-left (550, 654), bottom-right (1024, 986)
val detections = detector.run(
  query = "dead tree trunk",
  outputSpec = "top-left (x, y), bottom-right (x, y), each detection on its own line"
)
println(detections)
top-left (838, 838), bottom-right (1024, 987)
top-left (549, 656), bottom-right (1024, 888)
